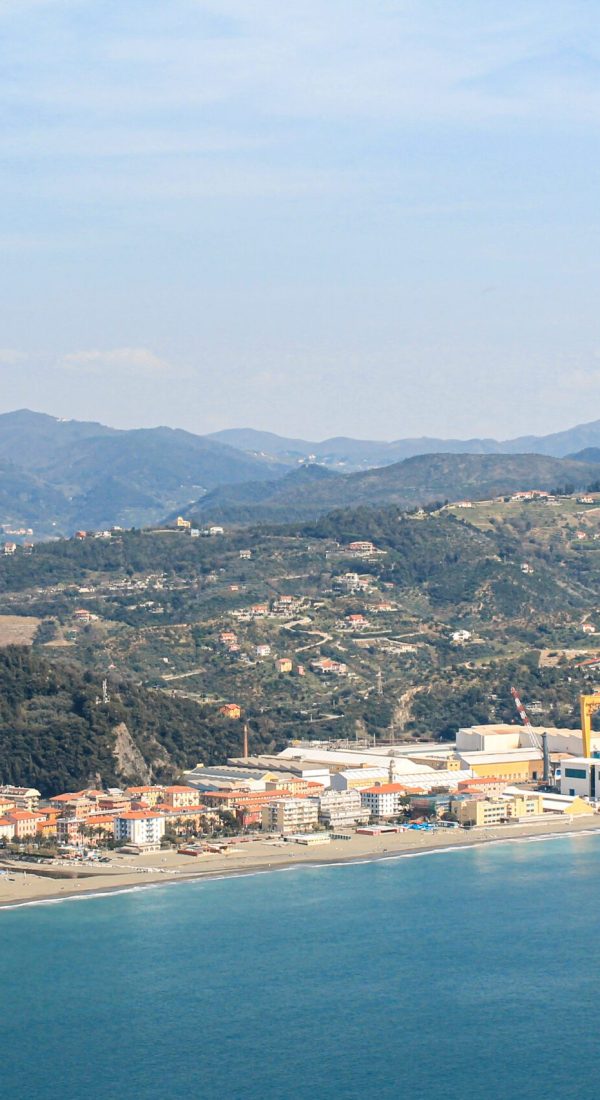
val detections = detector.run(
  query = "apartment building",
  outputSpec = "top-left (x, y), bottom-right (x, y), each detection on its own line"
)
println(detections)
top-left (261, 799), bottom-right (319, 835)
top-left (114, 811), bottom-right (166, 849)
top-left (360, 784), bottom-right (409, 819)
top-left (0, 786), bottom-right (41, 812)
top-left (317, 789), bottom-right (370, 828)
top-left (450, 793), bottom-right (544, 827)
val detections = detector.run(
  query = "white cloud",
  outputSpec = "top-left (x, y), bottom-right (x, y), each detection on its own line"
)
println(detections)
top-left (59, 347), bottom-right (176, 376)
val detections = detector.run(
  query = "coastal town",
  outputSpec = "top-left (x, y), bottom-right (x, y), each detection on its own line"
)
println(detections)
top-left (3, 704), bottom-right (600, 906)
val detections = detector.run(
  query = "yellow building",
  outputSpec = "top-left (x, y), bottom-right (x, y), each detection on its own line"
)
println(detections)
top-left (458, 750), bottom-right (542, 783)
top-left (414, 753), bottom-right (462, 772)
top-left (451, 793), bottom-right (544, 827)
top-left (162, 786), bottom-right (202, 809)
top-left (126, 785), bottom-right (166, 808)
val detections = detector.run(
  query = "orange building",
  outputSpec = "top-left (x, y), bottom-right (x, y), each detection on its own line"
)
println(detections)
top-left (219, 704), bottom-right (241, 720)
top-left (7, 810), bottom-right (39, 839)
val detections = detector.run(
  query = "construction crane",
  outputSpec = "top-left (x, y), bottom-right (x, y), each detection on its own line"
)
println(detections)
top-left (510, 686), bottom-right (550, 785)
top-left (580, 693), bottom-right (600, 757)
top-left (510, 687), bottom-right (540, 748)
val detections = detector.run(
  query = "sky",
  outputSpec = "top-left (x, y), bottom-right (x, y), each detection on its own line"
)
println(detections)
top-left (1, 0), bottom-right (600, 441)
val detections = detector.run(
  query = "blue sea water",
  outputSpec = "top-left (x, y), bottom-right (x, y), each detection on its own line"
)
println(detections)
top-left (2, 834), bottom-right (600, 1100)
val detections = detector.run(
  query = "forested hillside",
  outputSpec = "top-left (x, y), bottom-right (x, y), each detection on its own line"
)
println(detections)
top-left (0, 648), bottom-right (281, 796)
top-left (186, 452), bottom-right (600, 524)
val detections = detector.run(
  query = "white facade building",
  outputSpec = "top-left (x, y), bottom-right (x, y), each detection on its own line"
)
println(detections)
top-left (360, 784), bottom-right (408, 819)
top-left (559, 758), bottom-right (600, 800)
top-left (114, 811), bottom-right (166, 847)
top-left (317, 789), bottom-right (370, 828)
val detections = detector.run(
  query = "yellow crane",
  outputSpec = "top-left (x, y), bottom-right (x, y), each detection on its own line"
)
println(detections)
top-left (580, 693), bottom-right (600, 757)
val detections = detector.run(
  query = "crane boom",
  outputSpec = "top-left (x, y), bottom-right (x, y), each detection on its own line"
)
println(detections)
top-left (510, 686), bottom-right (542, 750)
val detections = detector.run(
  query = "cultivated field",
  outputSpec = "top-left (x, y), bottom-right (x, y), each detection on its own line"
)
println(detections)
top-left (0, 615), bottom-right (41, 646)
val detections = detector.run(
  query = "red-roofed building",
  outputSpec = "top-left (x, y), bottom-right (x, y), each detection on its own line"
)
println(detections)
top-left (7, 810), bottom-right (39, 839)
top-left (360, 783), bottom-right (416, 819)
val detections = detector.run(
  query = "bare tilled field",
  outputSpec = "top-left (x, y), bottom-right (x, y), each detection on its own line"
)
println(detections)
top-left (0, 615), bottom-right (41, 646)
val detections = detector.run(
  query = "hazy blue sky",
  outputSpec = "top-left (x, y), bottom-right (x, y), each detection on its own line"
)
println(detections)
top-left (1, 0), bottom-right (599, 440)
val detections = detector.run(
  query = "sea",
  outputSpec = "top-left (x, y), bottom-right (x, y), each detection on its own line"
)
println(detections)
top-left (1, 833), bottom-right (599, 1100)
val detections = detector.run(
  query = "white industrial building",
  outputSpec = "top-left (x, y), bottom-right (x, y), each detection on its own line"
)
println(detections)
top-left (559, 759), bottom-right (600, 800)
top-left (457, 723), bottom-right (596, 757)
top-left (330, 768), bottom-right (391, 791)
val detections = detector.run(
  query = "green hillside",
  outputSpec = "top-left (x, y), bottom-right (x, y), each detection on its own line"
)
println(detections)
top-left (0, 647), bottom-right (280, 797)
top-left (2, 493), bottom-right (600, 791)
top-left (186, 452), bottom-right (600, 524)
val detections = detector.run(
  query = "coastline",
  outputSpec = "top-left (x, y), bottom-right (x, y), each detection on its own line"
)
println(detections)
top-left (2, 815), bottom-right (600, 911)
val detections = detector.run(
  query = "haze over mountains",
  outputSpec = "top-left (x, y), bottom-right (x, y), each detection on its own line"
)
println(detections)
top-left (0, 410), bottom-right (285, 536)
top-left (209, 421), bottom-right (600, 470)
top-left (3, 409), bottom-right (600, 536)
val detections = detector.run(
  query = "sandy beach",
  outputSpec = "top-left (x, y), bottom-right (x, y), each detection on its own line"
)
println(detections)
top-left (1, 816), bottom-right (600, 910)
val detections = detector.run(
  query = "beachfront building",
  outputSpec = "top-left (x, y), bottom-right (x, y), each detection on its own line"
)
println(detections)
top-left (261, 799), bottom-right (319, 835)
top-left (57, 817), bottom-right (86, 847)
top-left (114, 810), bottom-right (166, 849)
top-left (449, 793), bottom-right (544, 827)
top-left (0, 817), bottom-right (15, 840)
top-left (360, 784), bottom-right (411, 819)
top-left (317, 789), bottom-right (370, 828)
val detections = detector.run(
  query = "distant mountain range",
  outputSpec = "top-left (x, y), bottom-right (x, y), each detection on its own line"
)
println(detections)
top-left (209, 420), bottom-right (600, 470)
top-left (3, 409), bottom-right (600, 537)
top-left (182, 452), bottom-right (600, 525)
top-left (0, 410), bottom-right (285, 536)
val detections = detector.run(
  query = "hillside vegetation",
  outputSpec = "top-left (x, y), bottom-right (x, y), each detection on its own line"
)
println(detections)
top-left (2, 492), bottom-right (600, 790)
top-left (0, 647), bottom-right (280, 797)
top-left (186, 453), bottom-right (600, 524)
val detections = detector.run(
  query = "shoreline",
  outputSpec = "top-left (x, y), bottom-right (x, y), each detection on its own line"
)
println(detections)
top-left (2, 816), bottom-right (600, 911)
